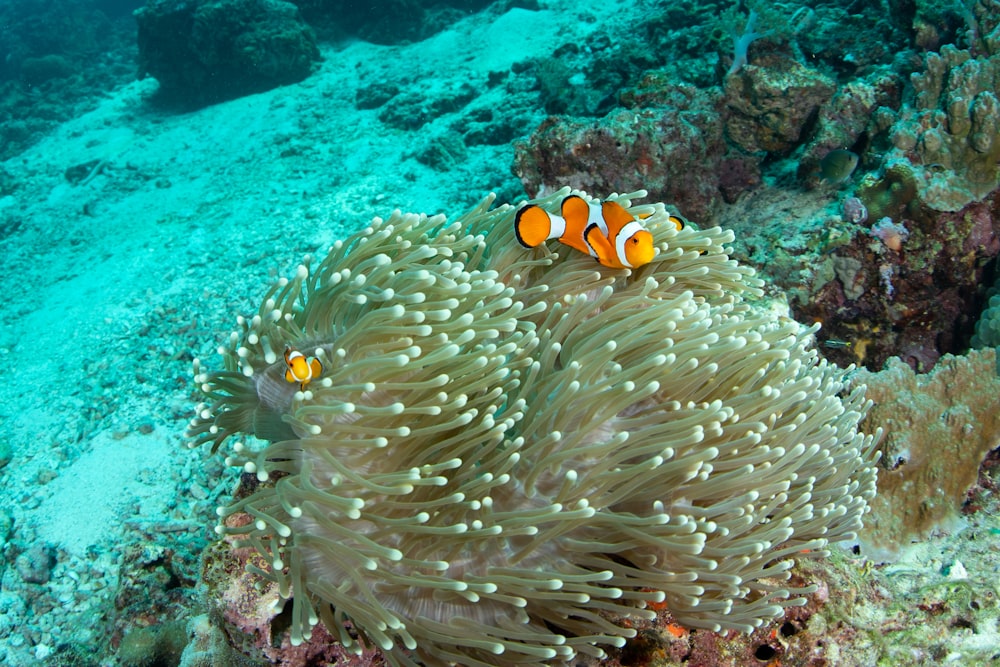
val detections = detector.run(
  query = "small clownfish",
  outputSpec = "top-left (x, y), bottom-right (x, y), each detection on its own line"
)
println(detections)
top-left (514, 195), bottom-right (682, 270)
top-left (284, 347), bottom-right (323, 391)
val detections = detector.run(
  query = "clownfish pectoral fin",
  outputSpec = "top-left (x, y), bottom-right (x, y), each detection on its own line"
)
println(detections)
top-left (309, 357), bottom-right (323, 378)
top-left (556, 195), bottom-right (597, 257)
top-left (514, 205), bottom-right (554, 248)
top-left (285, 368), bottom-right (296, 384)
top-left (584, 223), bottom-right (622, 269)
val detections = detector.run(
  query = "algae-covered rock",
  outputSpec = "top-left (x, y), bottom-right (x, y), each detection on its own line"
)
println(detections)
top-left (136, 0), bottom-right (320, 106)
top-left (514, 83), bottom-right (729, 221)
top-left (723, 52), bottom-right (836, 155)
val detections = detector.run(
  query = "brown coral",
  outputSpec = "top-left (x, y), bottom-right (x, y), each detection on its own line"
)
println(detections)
top-left (853, 348), bottom-right (1000, 552)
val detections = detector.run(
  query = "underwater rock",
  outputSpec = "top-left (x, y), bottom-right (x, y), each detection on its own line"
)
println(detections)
top-left (292, 0), bottom-right (497, 44)
top-left (19, 55), bottom-right (76, 85)
top-left (14, 543), bottom-right (55, 585)
top-left (723, 52), bottom-right (836, 155)
top-left (117, 620), bottom-right (189, 667)
top-left (354, 81), bottom-right (400, 110)
top-left (111, 543), bottom-right (201, 658)
top-left (796, 73), bottom-right (902, 186)
top-left (136, 0), bottom-right (320, 106)
top-left (411, 130), bottom-right (468, 171)
top-left (514, 82), bottom-right (729, 221)
top-left (377, 81), bottom-right (477, 131)
top-left (794, 3), bottom-right (901, 72)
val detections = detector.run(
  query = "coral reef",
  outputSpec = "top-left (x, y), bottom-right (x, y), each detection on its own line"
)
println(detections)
top-left (507, 1), bottom-right (1000, 373)
top-left (772, 532), bottom-right (1000, 666)
top-left (0, 0), bottom-right (137, 160)
top-left (136, 0), bottom-right (321, 106)
top-left (852, 348), bottom-right (1000, 552)
top-left (201, 539), bottom-right (383, 666)
top-left (512, 15), bottom-right (888, 219)
top-left (190, 190), bottom-right (878, 666)
top-left (793, 188), bottom-right (1000, 371)
top-left (867, 3), bottom-right (1000, 212)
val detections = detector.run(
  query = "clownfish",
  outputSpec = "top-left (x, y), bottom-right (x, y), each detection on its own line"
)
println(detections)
top-left (284, 346), bottom-right (323, 390)
top-left (514, 195), bottom-right (682, 270)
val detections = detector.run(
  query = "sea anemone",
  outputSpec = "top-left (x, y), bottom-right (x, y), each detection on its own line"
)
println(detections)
top-left (188, 189), bottom-right (879, 666)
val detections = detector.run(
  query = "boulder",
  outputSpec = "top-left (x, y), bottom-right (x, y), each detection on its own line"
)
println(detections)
top-left (136, 0), bottom-right (320, 106)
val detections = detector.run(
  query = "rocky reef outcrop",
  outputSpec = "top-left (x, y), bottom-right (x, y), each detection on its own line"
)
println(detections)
top-left (136, 0), bottom-right (320, 106)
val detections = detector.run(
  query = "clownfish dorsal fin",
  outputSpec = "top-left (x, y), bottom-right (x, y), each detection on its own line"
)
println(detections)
top-left (600, 201), bottom-right (635, 235)
top-left (561, 195), bottom-right (591, 229)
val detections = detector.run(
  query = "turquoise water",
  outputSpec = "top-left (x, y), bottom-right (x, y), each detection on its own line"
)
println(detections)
top-left (1, 0), bottom-right (998, 665)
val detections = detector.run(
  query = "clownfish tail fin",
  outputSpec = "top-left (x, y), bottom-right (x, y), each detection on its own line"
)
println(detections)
top-left (514, 205), bottom-right (554, 248)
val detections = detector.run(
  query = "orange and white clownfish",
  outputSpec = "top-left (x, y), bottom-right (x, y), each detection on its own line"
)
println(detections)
top-left (284, 346), bottom-right (323, 390)
top-left (514, 195), bottom-right (681, 270)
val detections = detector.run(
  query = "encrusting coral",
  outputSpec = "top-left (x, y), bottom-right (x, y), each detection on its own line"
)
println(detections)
top-left (853, 348), bottom-right (1000, 553)
top-left (188, 189), bottom-right (880, 666)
